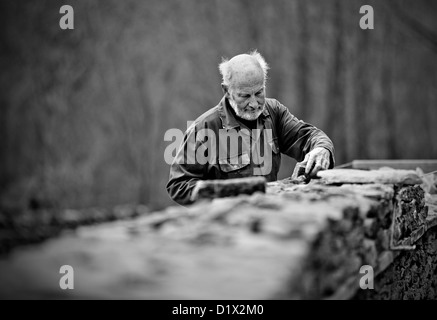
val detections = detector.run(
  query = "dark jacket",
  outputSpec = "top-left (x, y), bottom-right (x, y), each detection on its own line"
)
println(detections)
top-left (166, 96), bottom-right (335, 205)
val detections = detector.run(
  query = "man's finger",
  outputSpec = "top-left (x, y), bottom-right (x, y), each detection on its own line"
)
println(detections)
top-left (291, 164), bottom-right (300, 179)
top-left (321, 158), bottom-right (329, 170)
top-left (308, 155), bottom-right (322, 175)
top-left (292, 163), bottom-right (305, 179)
top-left (305, 153), bottom-right (316, 175)
top-left (312, 155), bottom-right (330, 177)
top-left (292, 153), bottom-right (311, 179)
top-left (310, 163), bottom-right (323, 177)
top-left (291, 165), bottom-right (299, 179)
top-left (300, 153), bottom-right (310, 167)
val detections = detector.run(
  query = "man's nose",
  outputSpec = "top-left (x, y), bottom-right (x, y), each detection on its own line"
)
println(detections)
top-left (248, 96), bottom-right (258, 108)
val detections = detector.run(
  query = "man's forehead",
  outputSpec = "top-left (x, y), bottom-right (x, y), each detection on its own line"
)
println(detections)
top-left (232, 83), bottom-right (264, 94)
top-left (230, 69), bottom-right (264, 89)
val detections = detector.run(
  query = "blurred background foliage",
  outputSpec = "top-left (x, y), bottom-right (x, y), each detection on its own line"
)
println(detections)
top-left (0, 0), bottom-right (436, 211)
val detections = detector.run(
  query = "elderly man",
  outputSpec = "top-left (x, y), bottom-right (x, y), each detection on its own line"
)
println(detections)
top-left (166, 50), bottom-right (334, 205)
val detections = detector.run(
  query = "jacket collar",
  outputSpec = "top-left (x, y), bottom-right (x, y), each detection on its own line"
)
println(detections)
top-left (218, 96), bottom-right (270, 130)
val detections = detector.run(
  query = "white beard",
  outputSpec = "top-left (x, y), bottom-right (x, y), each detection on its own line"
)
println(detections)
top-left (229, 98), bottom-right (265, 121)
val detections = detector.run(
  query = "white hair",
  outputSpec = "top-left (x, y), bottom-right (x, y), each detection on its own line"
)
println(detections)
top-left (218, 50), bottom-right (270, 87)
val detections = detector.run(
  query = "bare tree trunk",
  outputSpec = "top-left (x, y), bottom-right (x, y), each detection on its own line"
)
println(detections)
top-left (389, 0), bottom-right (437, 55)
top-left (381, 6), bottom-right (398, 159)
top-left (354, 22), bottom-right (370, 159)
top-left (326, 0), bottom-right (346, 164)
top-left (296, 0), bottom-right (310, 119)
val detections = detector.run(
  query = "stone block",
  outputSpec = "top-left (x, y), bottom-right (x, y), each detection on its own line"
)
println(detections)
top-left (364, 218), bottom-right (379, 239)
top-left (191, 177), bottom-right (266, 201)
top-left (317, 169), bottom-right (423, 185)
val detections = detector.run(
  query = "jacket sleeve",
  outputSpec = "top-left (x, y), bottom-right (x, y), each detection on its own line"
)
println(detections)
top-left (166, 124), bottom-right (206, 206)
top-left (275, 101), bottom-right (335, 168)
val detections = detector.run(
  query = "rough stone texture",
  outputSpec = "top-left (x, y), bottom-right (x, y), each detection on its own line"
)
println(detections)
top-left (317, 168), bottom-right (423, 185)
top-left (0, 193), bottom-right (356, 299)
top-left (426, 195), bottom-right (437, 230)
top-left (0, 169), bottom-right (435, 299)
top-left (391, 186), bottom-right (428, 249)
top-left (338, 160), bottom-right (437, 173)
top-left (0, 204), bottom-right (149, 255)
top-left (354, 228), bottom-right (437, 300)
top-left (421, 170), bottom-right (437, 194)
top-left (191, 176), bottom-right (266, 201)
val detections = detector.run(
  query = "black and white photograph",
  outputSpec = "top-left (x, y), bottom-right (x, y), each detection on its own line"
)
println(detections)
top-left (0, 0), bottom-right (436, 305)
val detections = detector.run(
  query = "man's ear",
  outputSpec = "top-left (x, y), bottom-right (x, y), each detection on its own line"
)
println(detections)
top-left (221, 84), bottom-right (230, 98)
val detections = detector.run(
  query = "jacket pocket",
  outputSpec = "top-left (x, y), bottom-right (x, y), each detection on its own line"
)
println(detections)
top-left (218, 152), bottom-right (250, 173)
top-left (268, 138), bottom-right (280, 154)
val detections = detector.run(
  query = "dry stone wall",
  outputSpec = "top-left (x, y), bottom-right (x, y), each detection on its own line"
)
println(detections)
top-left (354, 229), bottom-right (437, 300)
top-left (0, 169), bottom-right (436, 299)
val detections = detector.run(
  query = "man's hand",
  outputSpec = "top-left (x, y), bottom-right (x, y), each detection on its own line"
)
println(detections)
top-left (292, 147), bottom-right (331, 179)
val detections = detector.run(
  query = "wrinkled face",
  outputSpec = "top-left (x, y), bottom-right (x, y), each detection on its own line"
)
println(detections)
top-left (227, 79), bottom-right (266, 121)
